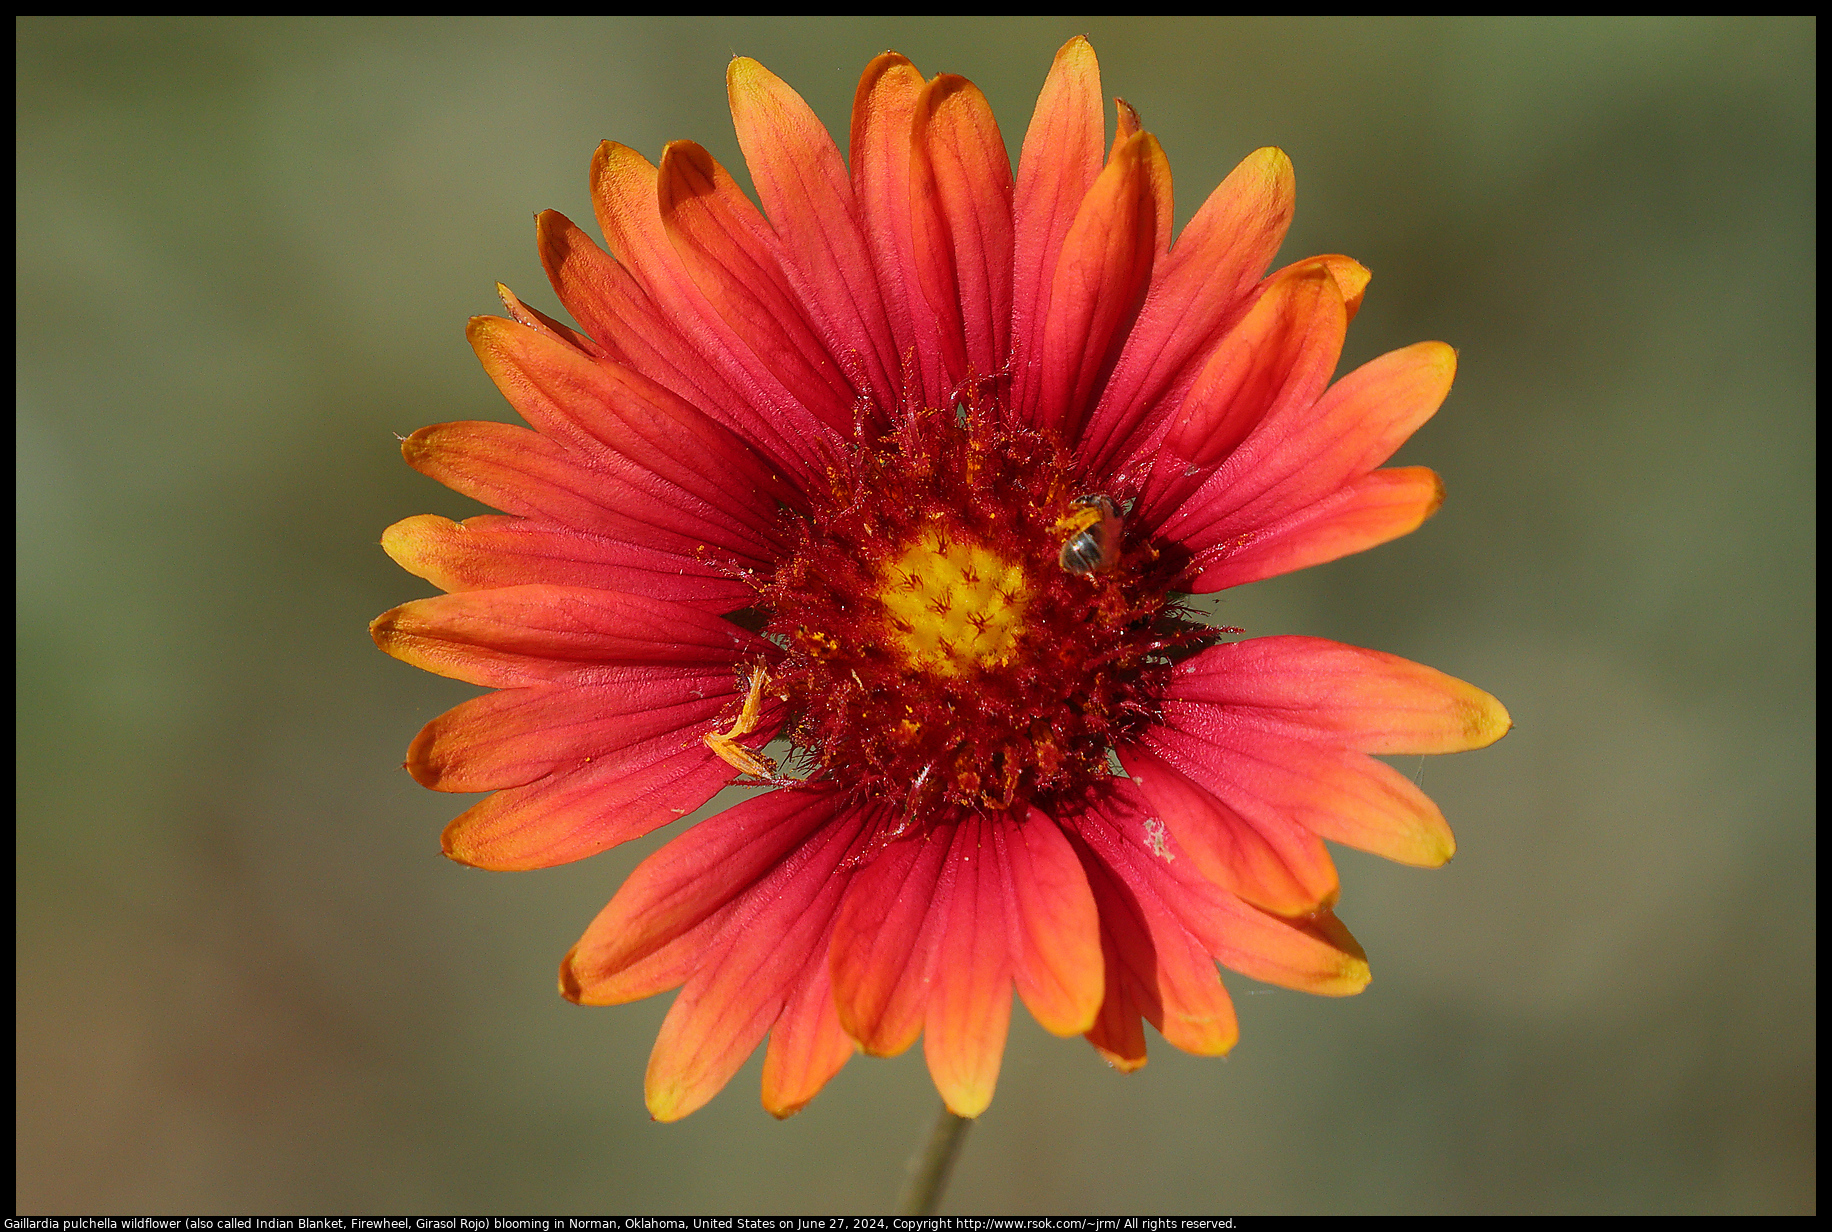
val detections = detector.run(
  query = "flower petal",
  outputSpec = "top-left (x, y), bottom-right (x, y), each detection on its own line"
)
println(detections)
top-left (1133, 260), bottom-right (1348, 527)
top-left (1163, 340), bottom-right (1455, 552)
top-left (407, 670), bottom-right (732, 792)
top-left (469, 313), bottom-right (791, 533)
top-left (727, 56), bottom-right (901, 406)
top-left (1083, 783), bottom-right (1370, 996)
top-left (590, 140), bottom-right (842, 476)
top-left (910, 74), bottom-right (1014, 387)
top-left (1028, 130), bottom-right (1164, 440)
top-left (1073, 824), bottom-right (1239, 1067)
top-left (1184, 466), bottom-right (1444, 593)
top-left (1009, 35), bottom-right (1104, 424)
top-left (829, 818), bottom-right (953, 1058)
top-left (643, 803), bottom-right (867, 1122)
top-left (656, 140), bottom-right (859, 430)
top-left (850, 52), bottom-right (945, 406)
top-left (1119, 743), bottom-right (1339, 916)
top-left (443, 714), bottom-right (760, 871)
top-left (369, 584), bottom-right (759, 688)
top-left (535, 209), bottom-right (815, 497)
top-left (380, 513), bottom-right (755, 613)
top-left (399, 419), bottom-right (773, 564)
top-left (1078, 146), bottom-right (1294, 469)
top-left (1150, 712), bottom-right (1459, 869)
top-left (1165, 636), bottom-right (1513, 756)
top-left (1003, 807), bottom-right (1102, 1037)
top-left (563, 785), bottom-right (856, 1006)
top-left (760, 944), bottom-right (857, 1119)
top-left (922, 814), bottom-right (1014, 1117)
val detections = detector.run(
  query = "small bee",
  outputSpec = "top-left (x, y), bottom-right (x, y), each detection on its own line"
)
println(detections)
top-left (1057, 494), bottom-right (1123, 575)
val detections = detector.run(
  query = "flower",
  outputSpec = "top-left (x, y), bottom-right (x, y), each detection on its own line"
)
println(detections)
top-left (372, 37), bottom-right (1509, 1123)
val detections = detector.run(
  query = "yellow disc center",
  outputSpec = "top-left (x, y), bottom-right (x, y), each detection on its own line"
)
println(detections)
top-left (875, 525), bottom-right (1030, 677)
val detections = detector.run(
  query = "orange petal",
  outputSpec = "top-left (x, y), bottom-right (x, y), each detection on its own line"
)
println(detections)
top-left (1119, 743), bottom-right (1339, 915)
top-left (728, 56), bottom-right (901, 405)
top-left (656, 140), bottom-right (857, 428)
top-left (1031, 131), bottom-right (1164, 440)
top-left (1135, 260), bottom-right (1347, 525)
top-left (1166, 340), bottom-right (1455, 550)
top-left (829, 815), bottom-right (952, 1057)
top-left (443, 729), bottom-right (743, 872)
top-left (1072, 811), bottom-right (1239, 1061)
top-left (493, 281), bottom-right (605, 359)
top-left (590, 141), bottom-right (842, 477)
top-left (369, 584), bottom-right (759, 688)
top-left (922, 814), bottom-right (1014, 1118)
top-left (849, 52), bottom-right (946, 407)
top-left (564, 785), bottom-right (856, 1005)
top-left (910, 74), bottom-right (1014, 385)
top-left (398, 418), bottom-right (772, 564)
top-left (1088, 784), bottom-right (1368, 996)
top-left (1164, 636), bottom-right (1513, 756)
top-left (1184, 466), bottom-right (1444, 593)
top-left (1003, 807), bottom-right (1103, 1036)
top-left (760, 945), bottom-right (857, 1119)
top-left (407, 671), bottom-right (732, 792)
top-left (381, 513), bottom-right (754, 612)
top-left (535, 209), bottom-right (813, 495)
top-left (1151, 713), bottom-right (1458, 869)
top-left (1009, 35), bottom-right (1104, 424)
top-left (643, 805), bottom-right (865, 1122)
top-left (1080, 146), bottom-right (1294, 469)
top-left (468, 313), bottom-right (789, 532)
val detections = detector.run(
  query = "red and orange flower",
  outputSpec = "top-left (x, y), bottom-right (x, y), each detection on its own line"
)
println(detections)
top-left (373, 38), bottom-right (1508, 1122)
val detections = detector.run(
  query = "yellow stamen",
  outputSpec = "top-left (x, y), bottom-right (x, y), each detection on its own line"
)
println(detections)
top-left (875, 525), bottom-right (1030, 677)
top-left (704, 667), bottom-right (776, 779)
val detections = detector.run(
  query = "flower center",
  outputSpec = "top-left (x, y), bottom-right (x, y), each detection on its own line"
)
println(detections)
top-left (875, 527), bottom-right (1030, 677)
top-left (752, 400), bottom-right (1189, 821)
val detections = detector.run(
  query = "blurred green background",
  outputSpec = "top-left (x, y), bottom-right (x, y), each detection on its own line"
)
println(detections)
top-left (15, 16), bottom-right (1815, 1215)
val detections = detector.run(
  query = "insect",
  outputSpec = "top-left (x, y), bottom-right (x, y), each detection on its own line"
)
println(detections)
top-left (703, 666), bottom-right (778, 780)
top-left (1056, 494), bottom-right (1123, 574)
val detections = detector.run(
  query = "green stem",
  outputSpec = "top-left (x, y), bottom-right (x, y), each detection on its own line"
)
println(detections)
top-left (897, 1102), bottom-right (973, 1215)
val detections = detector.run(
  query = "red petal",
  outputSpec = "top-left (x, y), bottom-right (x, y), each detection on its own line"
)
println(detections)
top-left (829, 817), bottom-right (954, 1058)
top-left (850, 53), bottom-right (947, 407)
top-left (728, 57), bottom-right (902, 407)
top-left (1165, 636), bottom-right (1513, 756)
top-left (589, 141), bottom-right (842, 477)
top-left (1072, 813), bottom-right (1239, 1064)
top-left (1119, 743), bottom-right (1339, 916)
top-left (563, 785), bottom-right (857, 1006)
top-left (399, 419), bottom-right (774, 565)
top-left (442, 719), bottom-right (755, 872)
top-left (910, 75), bottom-right (1015, 387)
top-left (1163, 340), bottom-right (1455, 551)
top-left (1133, 261), bottom-right (1347, 527)
top-left (642, 801), bottom-right (867, 1122)
top-left (1082, 783), bottom-right (1369, 996)
top-left (406, 669), bottom-right (733, 792)
top-left (380, 514), bottom-right (755, 613)
top-left (469, 314), bottom-right (789, 535)
top-left (1009, 36), bottom-right (1104, 425)
top-left (656, 141), bottom-right (858, 431)
top-left (1029, 131), bottom-right (1163, 440)
top-left (1078, 147), bottom-right (1294, 469)
top-left (1149, 711), bottom-right (1458, 869)
top-left (760, 943), bottom-right (857, 1119)
top-left (1184, 466), bottom-right (1444, 593)
top-left (535, 209), bottom-right (815, 500)
top-left (1003, 807), bottom-right (1102, 1036)
top-left (922, 814), bottom-right (1014, 1118)
top-left (369, 584), bottom-right (759, 687)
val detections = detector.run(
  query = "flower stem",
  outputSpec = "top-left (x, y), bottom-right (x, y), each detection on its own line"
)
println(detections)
top-left (897, 1103), bottom-right (973, 1215)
